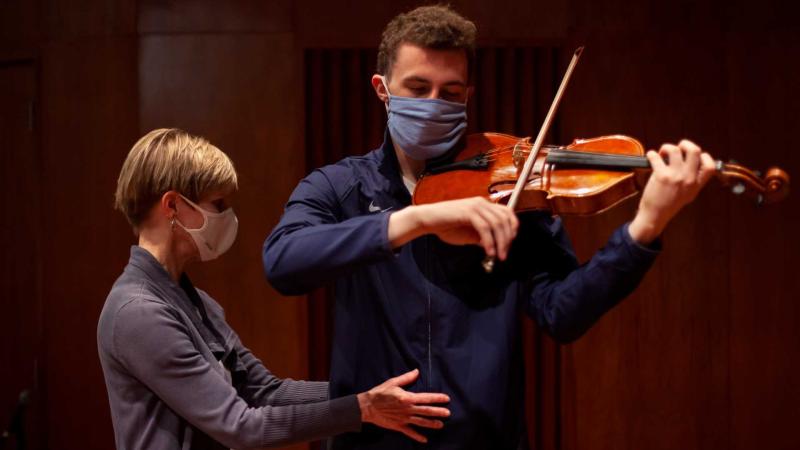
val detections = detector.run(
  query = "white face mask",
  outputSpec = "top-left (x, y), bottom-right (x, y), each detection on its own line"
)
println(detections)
top-left (176, 194), bottom-right (238, 261)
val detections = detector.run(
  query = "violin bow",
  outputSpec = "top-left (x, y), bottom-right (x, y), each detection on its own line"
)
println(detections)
top-left (482, 46), bottom-right (585, 272)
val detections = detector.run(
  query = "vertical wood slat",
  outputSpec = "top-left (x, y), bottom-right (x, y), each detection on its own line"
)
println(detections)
top-left (0, 61), bottom-right (43, 450)
top-left (40, 37), bottom-right (140, 450)
top-left (727, 31), bottom-right (800, 450)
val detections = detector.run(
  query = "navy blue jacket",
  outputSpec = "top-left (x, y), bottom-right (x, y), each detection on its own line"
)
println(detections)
top-left (263, 136), bottom-right (660, 449)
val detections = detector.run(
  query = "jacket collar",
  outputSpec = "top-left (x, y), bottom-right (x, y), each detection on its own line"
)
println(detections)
top-left (126, 246), bottom-right (226, 358)
top-left (375, 129), bottom-right (410, 201)
top-left (374, 128), bottom-right (467, 202)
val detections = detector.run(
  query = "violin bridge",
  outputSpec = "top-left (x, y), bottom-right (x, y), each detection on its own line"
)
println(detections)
top-left (512, 140), bottom-right (527, 168)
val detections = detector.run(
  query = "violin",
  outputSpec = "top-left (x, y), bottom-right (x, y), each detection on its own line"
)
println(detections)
top-left (413, 132), bottom-right (790, 214)
top-left (414, 47), bottom-right (789, 272)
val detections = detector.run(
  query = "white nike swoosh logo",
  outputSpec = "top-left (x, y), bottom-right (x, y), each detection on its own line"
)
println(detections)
top-left (368, 201), bottom-right (392, 213)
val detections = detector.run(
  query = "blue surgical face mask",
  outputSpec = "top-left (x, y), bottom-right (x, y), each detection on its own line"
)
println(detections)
top-left (381, 76), bottom-right (468, 161)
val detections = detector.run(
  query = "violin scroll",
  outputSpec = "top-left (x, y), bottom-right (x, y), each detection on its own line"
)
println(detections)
top-left (716, 162), bottom-right (790, 205)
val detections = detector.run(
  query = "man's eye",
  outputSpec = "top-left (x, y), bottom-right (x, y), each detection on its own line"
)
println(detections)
top-left (443, 91), bottom-right (464, 101)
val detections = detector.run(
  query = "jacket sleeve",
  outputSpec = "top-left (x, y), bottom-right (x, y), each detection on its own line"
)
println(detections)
top-left (263, 169), bottom-right (395, 295)
top-left (234, 336), bottom-right (329, 407)
top-left (520, 217), bottom-right (660, 343)
top-left (113, 298), bottom-right (361, 449)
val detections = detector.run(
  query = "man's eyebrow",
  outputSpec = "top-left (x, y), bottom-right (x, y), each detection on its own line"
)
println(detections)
top-left (442, 80), bottom-right (466, 88)
top-left (403, 76), bottom-right (432, 84)
top-left (402, 76), bottom-right (466, 88)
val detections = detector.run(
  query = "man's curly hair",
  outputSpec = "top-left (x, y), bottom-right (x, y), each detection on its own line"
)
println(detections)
top-left (377, 5), bottom-right (477, 77)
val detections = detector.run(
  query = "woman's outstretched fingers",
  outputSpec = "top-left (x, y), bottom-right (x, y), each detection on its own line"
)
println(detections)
top-left (398, 426), bottom-right (427, 443)
top-left (410, 404), bottom-right (451, 417)
top-left (408, 415), bottom-right (444, 429)
top-left (359, 368), bottom-right (450, 442)
top-left (405, 392), bottom-right (450, 405)
top-left (388, 368), bottom-right (419, 387)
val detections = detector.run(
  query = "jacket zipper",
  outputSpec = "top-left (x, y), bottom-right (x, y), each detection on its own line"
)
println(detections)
top-left (424, 238), bottom-right (432, 390)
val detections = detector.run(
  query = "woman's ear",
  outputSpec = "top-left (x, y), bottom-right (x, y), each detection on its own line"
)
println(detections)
top-left (160, 191), bottom-right (180, 218)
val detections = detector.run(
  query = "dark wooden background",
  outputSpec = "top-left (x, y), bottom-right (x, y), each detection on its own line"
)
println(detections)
top-left (1, 1), bottom-right (798, 449)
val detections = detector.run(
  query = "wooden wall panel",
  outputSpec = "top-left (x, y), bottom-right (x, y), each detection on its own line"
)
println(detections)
top-left (0, 1), bottom-right (40, 43)
top-left (138, 31), bottom-right (310, 402)
top-left (556, 25), bottom-right (797, 450)
top-left (727, 31), bottom-right (800, 450)
top-left (39, 37), bottom-right (139, 449)
top-left (294, 0), bottom-right (568, 47)
top-left (0, 61), bottom-right (42, 450)
top-left (138, 0), bottom-right (291, 33)
top-left (557, 30), bottom-right (735, 450)
top-left (42, 0), bottom-right (136, 38)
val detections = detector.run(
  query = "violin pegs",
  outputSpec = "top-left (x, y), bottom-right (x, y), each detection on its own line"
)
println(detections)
top-left (732, 182), bottom-right (746, 195)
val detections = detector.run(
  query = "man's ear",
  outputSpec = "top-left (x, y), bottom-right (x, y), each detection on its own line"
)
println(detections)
top-left (371, 74), bottom-right (389, 103)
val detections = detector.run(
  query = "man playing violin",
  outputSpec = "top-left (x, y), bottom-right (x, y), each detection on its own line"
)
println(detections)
top-left (263, 5), bottom-right (716, 450)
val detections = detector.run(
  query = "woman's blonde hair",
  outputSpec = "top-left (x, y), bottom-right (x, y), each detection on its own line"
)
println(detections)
top-left (114, 128), bottom-right (238, 228)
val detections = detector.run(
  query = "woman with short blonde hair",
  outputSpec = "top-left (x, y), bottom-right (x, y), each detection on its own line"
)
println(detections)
top-left (98, 129), bottom-right (450, 450)
top-left (114, 128), bottom-right (238, 230)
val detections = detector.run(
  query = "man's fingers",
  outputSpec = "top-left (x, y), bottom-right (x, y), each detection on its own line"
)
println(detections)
top-left (388, 368), bottom-right (419, 387)
top-left (408, 416), bottom-right (444, 429)
top-left (678, 139), bottom-right (702, 154)
top-left (398, 425), bottom-right (427, 443)
top-left (509, 208), bottom-right (519, 233)
top-left (469, 213), bottom-right (496, 258)
top-left (646, 150), bottom-right (667, 172)
top-left (404, 392), bottom-right (450, 405)
top-left (660, 143), bottom-right (684, 169)
top-left (474, 206), bottom-right (508, 260)
top-left (493, 205), bottom-right (519, 259)
top-left (410, 405), bottom-right (451, 418)
top-left (679, 139), bottom-right (701, 180)
top-left (698, 152), bottom-right (716, 186)
top-left (475, 201), bottom-right (518, 261)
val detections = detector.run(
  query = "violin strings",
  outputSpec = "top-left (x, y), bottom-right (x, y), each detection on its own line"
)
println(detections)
top-left (453, 141), bottom-right (649, 164)
top-left (478, 144), bottom-right (564, 162)
top-left (480, 144), bottom-right (562, 155)
top-left (479, 145), bottom-right (649, 164)
top-left (480, 145), bottom-right (563, 162)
